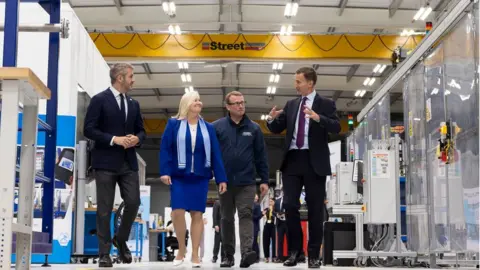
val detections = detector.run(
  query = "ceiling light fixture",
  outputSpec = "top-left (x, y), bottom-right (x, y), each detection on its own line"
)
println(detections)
top-left (266, 86), bottom-right (277, 94)
top-left (272, 62), bottom-right (283, 71)
top-left (280, 25), bottom-right (293, 36)
top-left (178, 62), bottom-right (189, 70)
top-left (168, 24), bottom-right (181, 35)
top-left (373, 64), bottom-right (387, 74)
top-left (284, 2), bottom-right (299, 18)
top-left (181, 73), bottom-right (192, 83)
top-left (269, 74), bottom-right (280, 83)
top-left (162, 1), bottom-right (176, 18)
top-left (400, 29), bottom-right (416, 36)
top-left (184, 86), bottom-right (194, 93)
top-left (354, 89), bottom-right (367, 97)
top-left (413, 4), bottom-right (432, 21)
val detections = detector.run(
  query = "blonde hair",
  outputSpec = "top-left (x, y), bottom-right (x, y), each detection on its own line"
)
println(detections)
top-left (175, 90), bottom-right (201, 119)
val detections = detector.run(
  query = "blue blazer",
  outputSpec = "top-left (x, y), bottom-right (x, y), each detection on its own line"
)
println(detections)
top-left (84, 89), bottom-right (146, 172)
top-left (159, 118), bottom-right (227, 184)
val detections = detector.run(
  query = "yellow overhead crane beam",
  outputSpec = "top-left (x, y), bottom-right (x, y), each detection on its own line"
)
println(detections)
top-left (90, 33), bottom-right (422, 61)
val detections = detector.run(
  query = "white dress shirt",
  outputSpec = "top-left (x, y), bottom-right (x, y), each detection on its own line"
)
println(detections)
top-left (110, 86), bottom-right (128, 118)
top-left (289, 90), bottom-right (317, 150)
top-left (110, 86), bottom-right (129, 146)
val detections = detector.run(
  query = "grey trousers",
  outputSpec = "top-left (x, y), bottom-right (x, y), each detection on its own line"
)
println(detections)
top-left (220, 184), bottom-right (256, 257)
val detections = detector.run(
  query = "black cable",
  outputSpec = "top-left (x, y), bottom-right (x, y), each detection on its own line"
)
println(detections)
top-left (93, 32), bottom-right (422, 54)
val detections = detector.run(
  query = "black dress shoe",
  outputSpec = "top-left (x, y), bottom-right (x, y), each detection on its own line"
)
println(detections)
top-left (298, 253), bottom-right (306, 263)
top-left (283, 252), bottom-right (299, 267)
top-left (240, 251), bottom-right (257, 268)
top-left (113, 236), bottom-right (132, 263)
top-left (308, 257), bottom-right (321, 268)
top-left (98, 255), bottom-right (113, 268)
top-left (220, 256), bottom-right (235, 268)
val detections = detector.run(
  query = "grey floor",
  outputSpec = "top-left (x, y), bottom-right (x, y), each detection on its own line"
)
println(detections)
top-left (25, 261), bottom-right (459, 270)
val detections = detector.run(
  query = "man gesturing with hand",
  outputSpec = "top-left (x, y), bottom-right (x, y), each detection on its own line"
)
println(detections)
top-left (84, 63), bottom-right (146, 268)
top-left (266, 67), bottom-right (340, 269)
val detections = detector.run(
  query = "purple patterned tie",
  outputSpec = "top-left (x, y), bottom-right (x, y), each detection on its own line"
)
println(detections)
top-left (296, 97), bottom-right (307, 148)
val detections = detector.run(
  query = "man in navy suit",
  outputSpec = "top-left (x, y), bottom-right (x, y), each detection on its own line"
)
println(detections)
top-left (84, 63), bottom-right (146, 268)
top-left (267, 67), bottom-right (340, 268)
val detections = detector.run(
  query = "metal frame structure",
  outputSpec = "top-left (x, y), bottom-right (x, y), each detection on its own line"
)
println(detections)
top-left (331, 135), bottom-right (416, 266)
top-left (357, 0), bottom-right (473, 121)
top-left (1, 0), bottom-right (61, 266)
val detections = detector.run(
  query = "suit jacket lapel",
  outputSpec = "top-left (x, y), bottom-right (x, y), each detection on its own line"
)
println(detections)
top-left (308, 93), bottom-right (320, 130)
top-left (288, 97), bottom-right (302, 142)
top-left (290, 97), bottom-right (302, 126)
top-left (106, 88), bottom-right (121, 113)
top-left (126, 95), bottom-right (133, 124)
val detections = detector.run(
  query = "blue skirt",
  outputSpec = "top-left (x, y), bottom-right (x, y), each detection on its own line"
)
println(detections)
top-left (170, 174), bottom-right (210, 213)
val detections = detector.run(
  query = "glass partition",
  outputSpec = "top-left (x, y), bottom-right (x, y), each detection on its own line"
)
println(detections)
top-left (442, 12), bottom-right (478, 253)
top-left (404, 10), bottom-right (479, 259)
top-left (404, 59), bottom-right (429, 253)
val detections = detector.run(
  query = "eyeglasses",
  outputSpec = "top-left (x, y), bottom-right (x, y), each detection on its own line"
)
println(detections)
top-left (227, 101), bottom-right (247, 106)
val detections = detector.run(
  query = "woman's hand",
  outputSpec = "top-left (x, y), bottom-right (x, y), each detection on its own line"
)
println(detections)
top-left (160, 175), bottom-right (172, 185)
top-left (218, 182), bottom-right (227, 194)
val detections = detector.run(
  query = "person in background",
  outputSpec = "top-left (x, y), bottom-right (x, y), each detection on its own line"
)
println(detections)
top-left (213, 91), bottom-right (269, 268)
top-left (275, 193), bottom-right (288, 263)
top-left (84, 63), bottom-right (146, 268)
top-left (252, 194), bottom-right (262, 263)
top-left (262, 198), bottom-right (276, 263)
top-left (159, 90), bottom-right (228, 267)
top-left (266, 67), bottom-right (340, 268)
top-left (212, 199), bottom-right (223, 263)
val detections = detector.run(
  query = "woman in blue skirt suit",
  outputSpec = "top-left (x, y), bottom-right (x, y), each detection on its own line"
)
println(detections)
top-left (160, 90), bottom-right (227, 267)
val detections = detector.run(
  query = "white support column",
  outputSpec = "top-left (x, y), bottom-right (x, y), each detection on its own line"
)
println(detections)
top-left (0, 68), bottom-right (50, 270)
top-left (15, 101), bottom-right (39, 269)
top-left (0, 80), bottom-right (22, 268)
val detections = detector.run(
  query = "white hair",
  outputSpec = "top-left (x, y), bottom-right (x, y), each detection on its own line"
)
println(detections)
top-left (175, 90), bottom-right (201, 119)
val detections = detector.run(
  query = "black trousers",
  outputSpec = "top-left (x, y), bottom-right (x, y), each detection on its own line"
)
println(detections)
top-left (220, 184), bottom-right (256, 256)
top-left (252, 229), bottom-right (260, 259)
top-left (95, 161), bottom-right (140, 255)
top-left (282, 150), bottom-right (326, 258)
top-left (276, 221), bottom-right (288, 259)
top-left (213, 231), bottom-right (223, 260)
top-left (262, 223), bottom-right (276, 259)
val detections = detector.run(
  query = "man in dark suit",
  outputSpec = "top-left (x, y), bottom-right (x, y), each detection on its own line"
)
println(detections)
top-left (84, 63), bottom-right (146, 268)
top-left (266, 67), bottom-right (340, 268)
top-left (274, 195), bottom-right (287, 262)
top-left (212, 199), bottom-right (223, 263)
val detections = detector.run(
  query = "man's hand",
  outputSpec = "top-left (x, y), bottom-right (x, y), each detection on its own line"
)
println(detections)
top-left (160, 175), bottom-right (172, 185)
top-left (260, 183), bottom-right (269, 197)
top-left (218, 182), bottom-right (227, 194)
top-left (113, 136), bottom-right (130, 148)
top-left (125, 134), bottom-right (140, 148)
top-left (268, 106), bottom-right (284, 120)
top-left (214, 226), bottom-right (220, 232)
top-left (304, 106), bottom-right (320, 122)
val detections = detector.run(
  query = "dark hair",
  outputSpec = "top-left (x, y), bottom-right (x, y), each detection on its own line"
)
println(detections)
top-left (225, 90), bottom-right (243, 104)
top-left (296, 67), bottom-right (317, 86)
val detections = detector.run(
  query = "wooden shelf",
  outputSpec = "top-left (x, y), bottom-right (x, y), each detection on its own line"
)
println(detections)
top-left (0, 67), bottom-right (51, 100)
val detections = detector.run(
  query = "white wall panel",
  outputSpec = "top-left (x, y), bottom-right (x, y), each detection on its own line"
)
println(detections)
top-left (0, 3), bottom-right (111, 117)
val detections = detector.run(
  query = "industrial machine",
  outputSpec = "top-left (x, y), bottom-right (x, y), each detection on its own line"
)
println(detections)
top-left (330, 136), bottom-right (416, 267)
top-left (334, 162), bottom-right (358, 205)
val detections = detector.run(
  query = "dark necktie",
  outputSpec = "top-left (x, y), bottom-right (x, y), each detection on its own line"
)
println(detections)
top-left (120, 94), bottom-right (126, 122)
top-left (296, 97), bottom-right (307, 148)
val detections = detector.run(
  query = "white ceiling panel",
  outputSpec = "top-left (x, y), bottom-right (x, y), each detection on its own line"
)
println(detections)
top-left (70, 0), bottom-right (113, 7)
